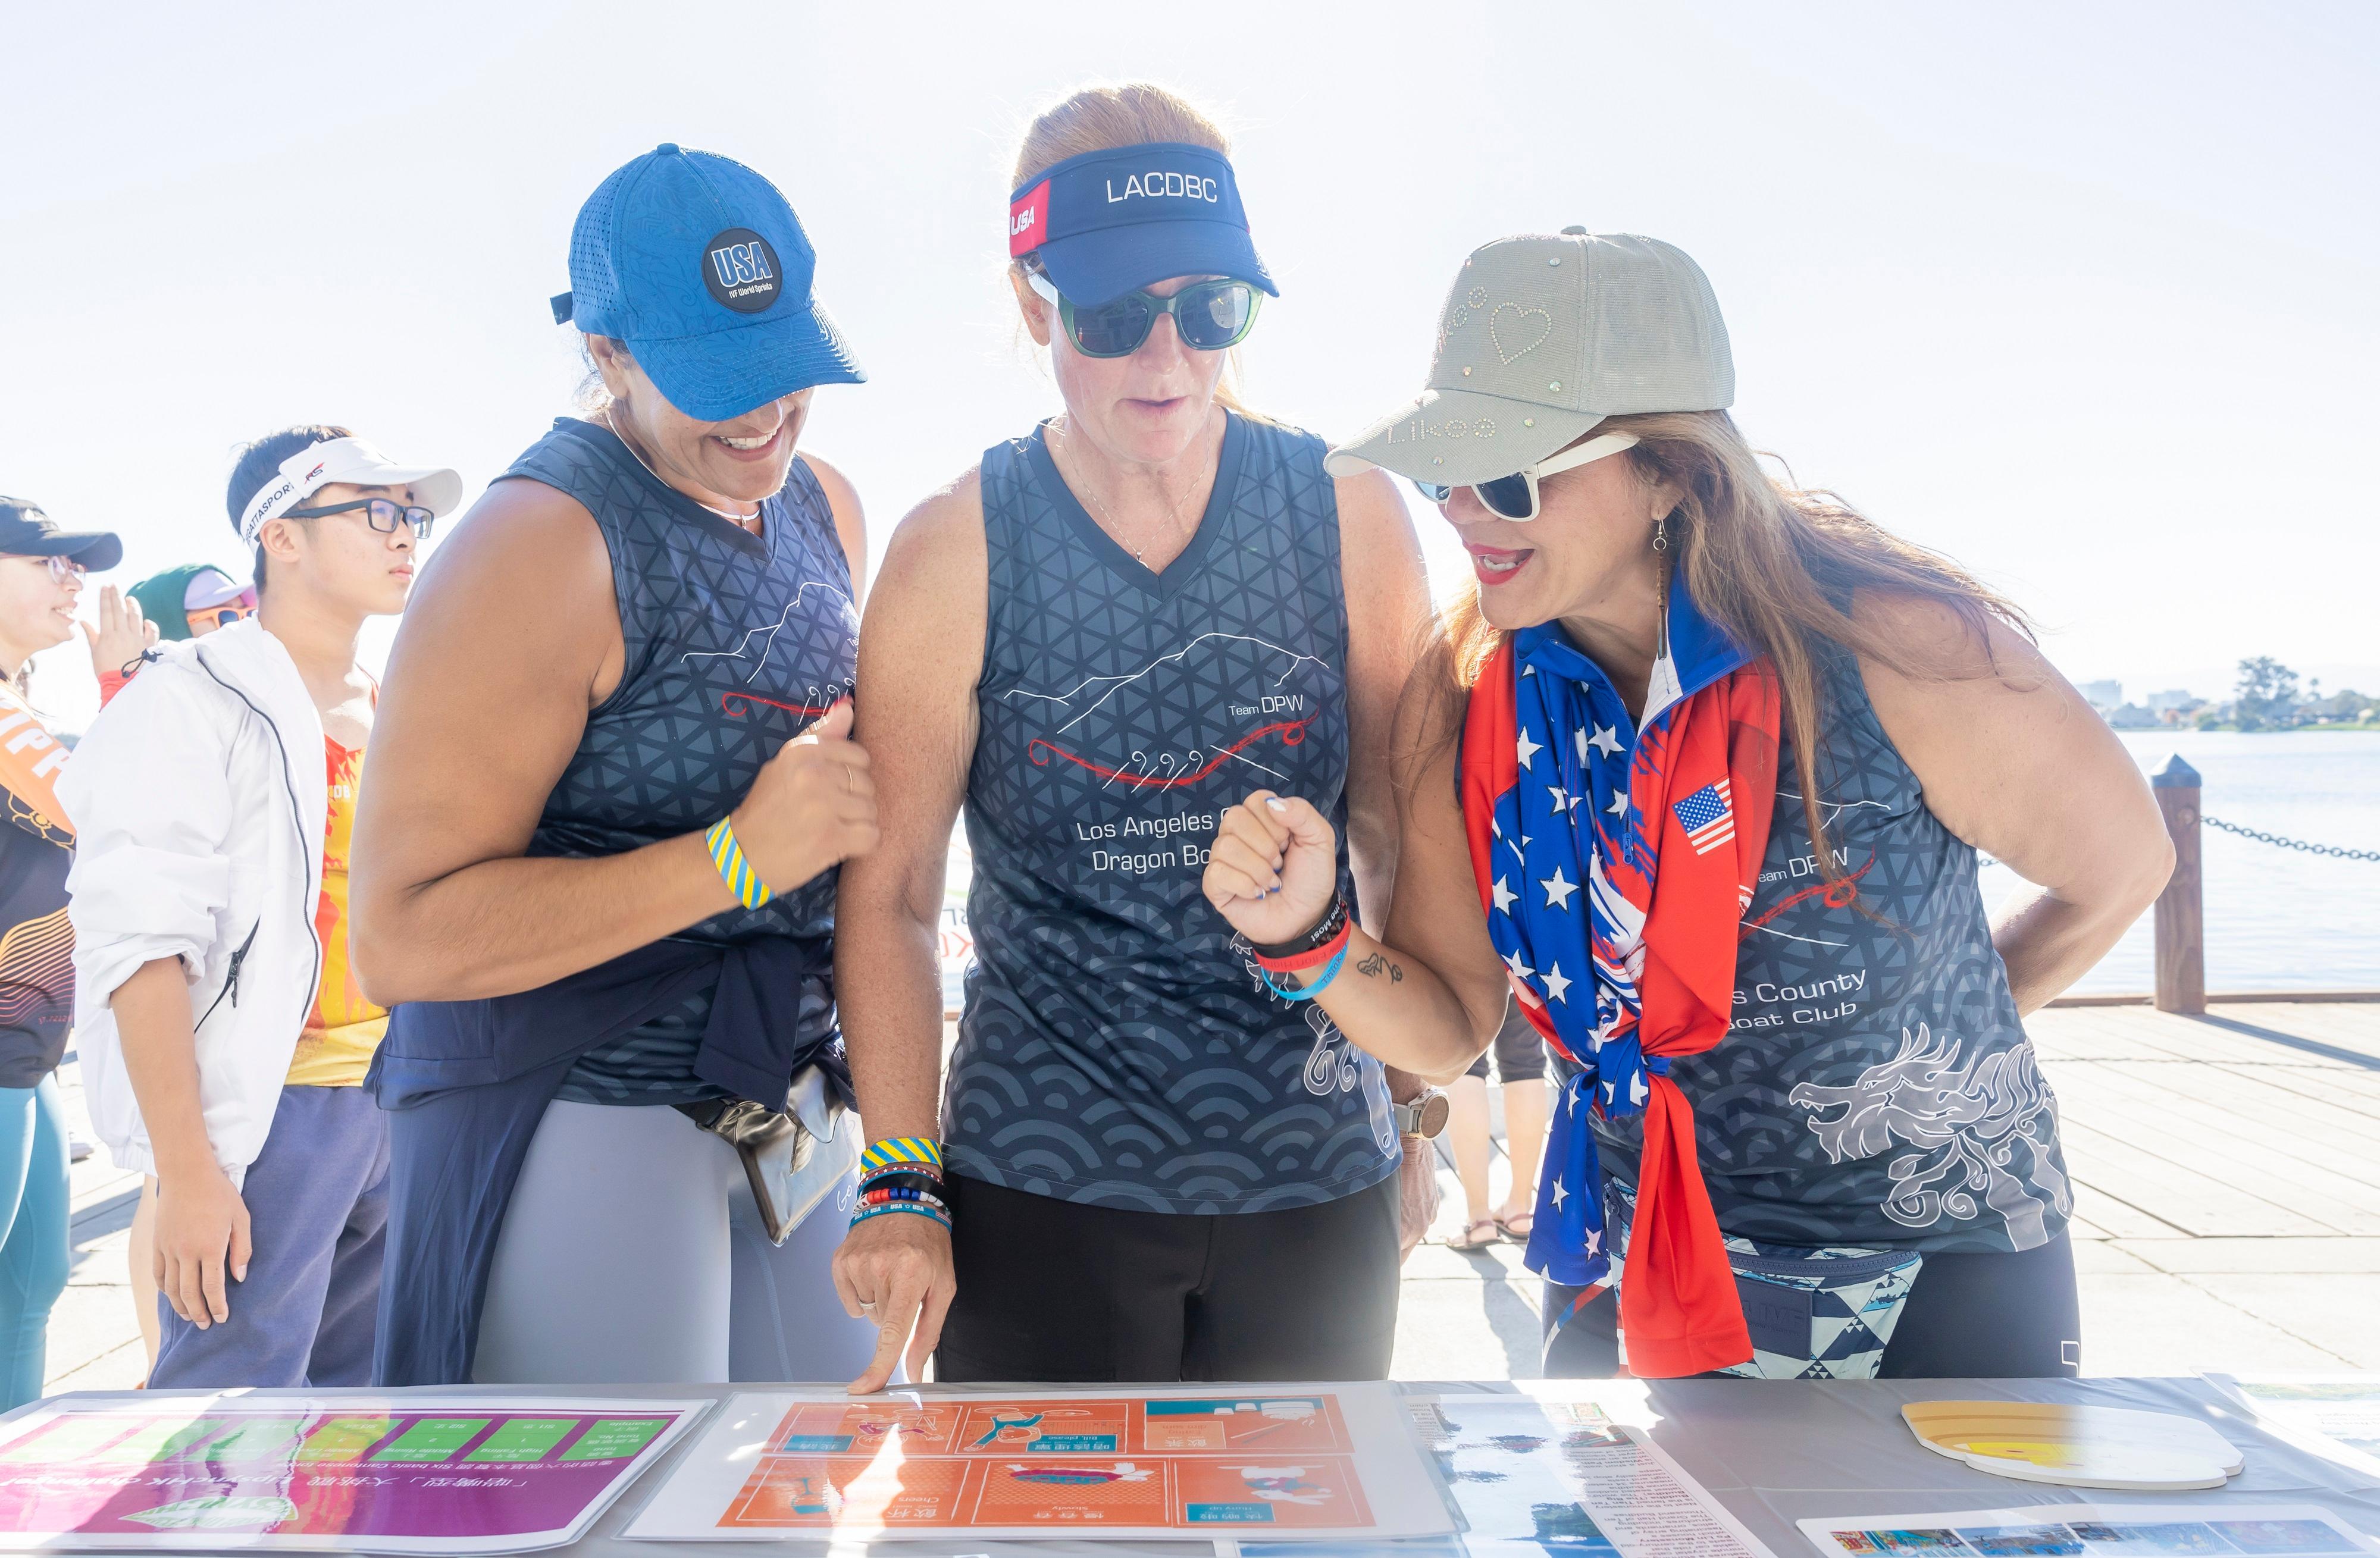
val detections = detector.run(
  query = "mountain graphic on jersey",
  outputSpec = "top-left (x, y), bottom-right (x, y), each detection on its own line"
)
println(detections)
top-left (1006, 631), bottom-right (1326, 792)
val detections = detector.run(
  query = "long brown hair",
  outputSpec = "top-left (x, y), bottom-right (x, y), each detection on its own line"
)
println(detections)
top-left (1009, 82), bottom-right (1251, 413)
top-left (1426, 409), bottom-right (2030, 873)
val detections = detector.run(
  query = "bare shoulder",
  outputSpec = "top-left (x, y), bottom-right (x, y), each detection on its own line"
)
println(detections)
top-left (412, 476), bottom-right (610, 612)
top-left (387, 476), bottom-right (618, 703)
top-left (1849, 588), bottom-right (2055, 692)
top-left (872, 467), bottom-right (987, 605)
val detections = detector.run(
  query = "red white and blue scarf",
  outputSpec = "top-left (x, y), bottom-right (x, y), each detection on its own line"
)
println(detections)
top-left (1460, 584), bottom-right (1780, 1377)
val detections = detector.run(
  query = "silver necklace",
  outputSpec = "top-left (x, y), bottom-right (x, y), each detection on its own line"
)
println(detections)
top-left (1050, 417), bottom-right (1196, 566)
top-left (603, 409), bottom-right (763, 532)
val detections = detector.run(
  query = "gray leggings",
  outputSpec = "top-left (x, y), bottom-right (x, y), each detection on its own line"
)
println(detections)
top-left (471, 1099), bottom-right (879, 1385)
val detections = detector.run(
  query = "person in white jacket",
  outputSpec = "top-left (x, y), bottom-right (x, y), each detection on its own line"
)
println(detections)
top-left (60, 426), bottom-right (459, 1388)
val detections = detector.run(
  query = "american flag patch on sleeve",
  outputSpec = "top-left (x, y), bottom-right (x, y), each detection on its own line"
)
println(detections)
top-left (1672, 779), bottom-right (1736, 855)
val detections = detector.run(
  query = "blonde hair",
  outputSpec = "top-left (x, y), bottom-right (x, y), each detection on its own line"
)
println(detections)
top-left (1424, 410), bottom-right (2030, 874)
top-left (1010, 83), bottom-right (1251, 412)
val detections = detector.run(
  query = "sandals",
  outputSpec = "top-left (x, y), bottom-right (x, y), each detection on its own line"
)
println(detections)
top-left (1495, 1212), bottom-right (1535, 1241)
top-left (1445, 1217), bottom-right (1501, 1250)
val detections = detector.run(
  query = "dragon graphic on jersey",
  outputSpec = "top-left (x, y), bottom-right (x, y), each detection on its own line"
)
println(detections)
top-left (1789, 1022), bottom-right (2072, 1247)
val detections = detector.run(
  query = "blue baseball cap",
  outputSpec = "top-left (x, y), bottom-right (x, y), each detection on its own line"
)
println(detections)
top-left (553, 144), bottom-right (864, 421)
top-left (1008, 142), bottom-right (1276, 307)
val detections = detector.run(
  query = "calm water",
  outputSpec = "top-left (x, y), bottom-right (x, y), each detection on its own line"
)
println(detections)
top-left (1979, 731), bottom-right (2380, 993)
top-left (938, 731), bottom-right (2380, 1005)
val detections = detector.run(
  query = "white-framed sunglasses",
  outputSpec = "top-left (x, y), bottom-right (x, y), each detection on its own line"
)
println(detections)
top-left (1413, 431), bottom-right (1640, 521)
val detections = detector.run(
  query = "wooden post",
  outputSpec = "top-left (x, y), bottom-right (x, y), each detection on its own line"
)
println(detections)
top-left (2152, 754), bottom-right (2204, 1014)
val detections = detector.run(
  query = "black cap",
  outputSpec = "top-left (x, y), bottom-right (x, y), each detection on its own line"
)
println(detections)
top-left (0, 497), bottom-right (124, 572)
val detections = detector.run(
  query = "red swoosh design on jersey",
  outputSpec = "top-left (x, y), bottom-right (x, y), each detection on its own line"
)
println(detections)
top-left (721, 691), bottom-right (838, 719)
top-left (1028, 717), bottom-right (1312, 789)
top-left (1739, 853), bottom-right (1873, 933)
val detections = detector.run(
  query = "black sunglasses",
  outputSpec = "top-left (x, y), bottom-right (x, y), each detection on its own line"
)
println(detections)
top-left (284, 496), bottom-right (436, 540)
top-left (1027, 271), bottom-right (1262, 358)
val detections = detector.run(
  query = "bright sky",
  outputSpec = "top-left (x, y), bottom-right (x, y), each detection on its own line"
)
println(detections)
top-left (5, 1), bottom-right (2375, 732)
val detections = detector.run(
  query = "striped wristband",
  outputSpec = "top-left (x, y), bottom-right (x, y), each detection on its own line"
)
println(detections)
top-left (704, 816), bottom-right (774, 909)
top-left (860, 1137), bottom-right (942, 1173)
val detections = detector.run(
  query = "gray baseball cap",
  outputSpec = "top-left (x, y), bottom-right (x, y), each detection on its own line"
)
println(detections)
top-left (1326, 230), bottom-right (1734, 486)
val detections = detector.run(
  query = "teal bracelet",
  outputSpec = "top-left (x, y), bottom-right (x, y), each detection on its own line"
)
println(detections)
top-left (705, 816), bottom-right (774, 909)
top-left (1262, 939), bottom-right (1351, 1002)
top-left (851, 1200), bottom-right (950, 1231)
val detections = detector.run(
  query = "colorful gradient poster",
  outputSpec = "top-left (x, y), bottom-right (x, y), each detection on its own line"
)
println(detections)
top-left (0, 1394), bottom-right (706, 1553)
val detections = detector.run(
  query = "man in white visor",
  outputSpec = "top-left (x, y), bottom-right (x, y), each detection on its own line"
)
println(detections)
top-left (60, 424), bottom-right (460, 1388)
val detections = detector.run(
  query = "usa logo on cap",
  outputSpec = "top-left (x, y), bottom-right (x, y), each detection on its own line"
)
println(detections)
top-left (1008, 181), bottom-right (1051, 258)
top-left (703, 227), bottom-right (782, 314)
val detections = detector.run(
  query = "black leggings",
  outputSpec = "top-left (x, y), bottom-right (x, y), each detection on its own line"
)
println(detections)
top-left (935, 1172), bottom-right (1401, 1383)
top-left (1542, 1233), bottom-right (2081, 1379)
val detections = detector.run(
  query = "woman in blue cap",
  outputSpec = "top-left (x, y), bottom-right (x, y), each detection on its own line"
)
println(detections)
top-left (832, 84), bottom-right (1481, 1393)
top-left (351, 146), bottom-right (882, 1386)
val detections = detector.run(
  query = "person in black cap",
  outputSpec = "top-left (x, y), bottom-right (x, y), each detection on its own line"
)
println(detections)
top-left (831, 83), bottom-right (1474, 1394)
top-left (352, 145), bottom-right (879, 1388)
top-left (0, 496), bottom-right (121, 1409)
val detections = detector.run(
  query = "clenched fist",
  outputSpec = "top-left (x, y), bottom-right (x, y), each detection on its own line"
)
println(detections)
top-left (1200, 789), bottom-right (1340, 945)
top-left (729, 700), bottom-right (878, 894)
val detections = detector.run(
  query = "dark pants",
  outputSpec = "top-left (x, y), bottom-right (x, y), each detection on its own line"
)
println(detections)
top-left (937, 1171), bottom-right (1401, 1383)
top-left (1543, 1232), bottom-right (2081, 1379)
top-left (152, 1085), bottom-right (390, 1389)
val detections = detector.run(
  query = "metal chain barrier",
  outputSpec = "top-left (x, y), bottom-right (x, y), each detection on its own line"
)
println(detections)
top-left (2204, 815), bottom-right (2380, 863)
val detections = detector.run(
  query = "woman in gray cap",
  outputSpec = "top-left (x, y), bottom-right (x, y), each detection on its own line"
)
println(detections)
top-left (1198, 231), bottom-right (2173, 1382)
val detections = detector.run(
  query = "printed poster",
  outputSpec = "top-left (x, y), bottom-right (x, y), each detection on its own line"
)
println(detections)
top-left (622, 1385), bottom-right (1454, 1542)
top-left (1404, 1390), bottom-right (1775, 1558)
top-left (1799, 1501), bottom-right (2379, 1556)
top-left (0, 1393), bottom-right (705, 1553)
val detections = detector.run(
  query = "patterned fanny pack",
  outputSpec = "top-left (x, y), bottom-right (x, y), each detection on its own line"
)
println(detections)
top-left (1602, 1177), bottom-right (1923, 1380)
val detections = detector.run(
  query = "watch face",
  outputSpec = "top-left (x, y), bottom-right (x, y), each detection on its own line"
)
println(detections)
top-left (1417, 1090), bottom-right (1452, 1137)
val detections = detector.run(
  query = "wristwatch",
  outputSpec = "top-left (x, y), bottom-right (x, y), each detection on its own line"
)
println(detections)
top-left (1393, 1087), bottom-right (1450, 1139)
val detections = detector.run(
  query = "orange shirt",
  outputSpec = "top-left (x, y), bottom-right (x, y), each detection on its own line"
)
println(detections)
top-left (284, 736), bottom-right (387, 1086)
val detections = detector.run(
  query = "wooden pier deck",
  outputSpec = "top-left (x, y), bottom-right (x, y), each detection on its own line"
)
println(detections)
top-left (36, 1001), bottom-right (2380, 1393)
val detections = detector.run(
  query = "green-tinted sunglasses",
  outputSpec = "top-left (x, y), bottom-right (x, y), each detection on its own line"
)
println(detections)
top-left (1028, 271), bottom-right (1263, 358)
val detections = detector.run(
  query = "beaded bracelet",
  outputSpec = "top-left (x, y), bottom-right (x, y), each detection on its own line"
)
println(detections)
top-left (857, 1194), bottom-right (947, 1218)
top-left (704, 816), bottom-right (774, 910)
top-left (859, 1137), bottom-right (942, 1173)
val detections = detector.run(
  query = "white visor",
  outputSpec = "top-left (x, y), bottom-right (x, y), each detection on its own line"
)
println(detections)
top-left (238, 437), bottom-right (464, 544)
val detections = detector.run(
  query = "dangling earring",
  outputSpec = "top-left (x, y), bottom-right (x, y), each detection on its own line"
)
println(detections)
top-left (1652, 511), bottom-right (1673, 662)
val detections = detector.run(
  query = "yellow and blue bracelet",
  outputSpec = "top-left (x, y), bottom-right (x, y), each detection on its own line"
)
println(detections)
top-left (859, 1137), bottom-right (943, 1173)
top-left (705, 816), bottom-right (774, 909)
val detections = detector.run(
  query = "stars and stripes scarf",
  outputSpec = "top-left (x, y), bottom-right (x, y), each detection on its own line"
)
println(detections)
top-left (1459, 591), bottom-right (1780, 1378)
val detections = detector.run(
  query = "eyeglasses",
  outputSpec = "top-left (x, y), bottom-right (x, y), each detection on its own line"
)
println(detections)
top-left (2, 553), bottom-right (87, 583)
top-left (284, 497), bottom-right (436, 540)
top-left (1413, 432), bottom-right (1641, 521)
top-left (188, 604), bottom-right (256, 632)
top-left (1027, 271), bottom-right (1263, 358)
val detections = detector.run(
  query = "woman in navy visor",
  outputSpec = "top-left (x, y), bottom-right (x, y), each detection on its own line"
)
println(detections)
top-left (832, 82), bottom-right (1488, 1391)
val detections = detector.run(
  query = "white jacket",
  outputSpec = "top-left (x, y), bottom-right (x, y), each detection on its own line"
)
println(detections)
top-left (58, 619), bottom-right (327, 1189)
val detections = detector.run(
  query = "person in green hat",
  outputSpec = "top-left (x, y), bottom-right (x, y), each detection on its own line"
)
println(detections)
top-left (127, 565), bottom-right (255, 643)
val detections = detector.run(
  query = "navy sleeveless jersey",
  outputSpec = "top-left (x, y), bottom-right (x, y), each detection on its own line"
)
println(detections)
top-left (508, 418), bottom-right (856, 1098)
top-left (947, 413), bottom-right (1398, 1214)
top-left (1586, 639), bottom-right (2074, 1253)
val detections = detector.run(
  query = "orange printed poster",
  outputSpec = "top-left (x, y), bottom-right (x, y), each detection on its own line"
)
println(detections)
top-left (623, 1387), bottom-right (1452, 1544)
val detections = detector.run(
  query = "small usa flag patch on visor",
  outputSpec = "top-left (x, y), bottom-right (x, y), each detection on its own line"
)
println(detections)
top-left (1672, 779), bottom-right (1736, 855)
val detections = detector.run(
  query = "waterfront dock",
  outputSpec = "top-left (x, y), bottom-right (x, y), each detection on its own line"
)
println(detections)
top-left (42, 999), bottom-right (2380, 1390)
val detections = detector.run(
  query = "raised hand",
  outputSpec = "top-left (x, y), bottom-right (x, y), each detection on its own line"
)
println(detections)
top-left (728, 700), bottom-right (879, 894)
top-left (79, 584), bottom-right (156, 678)
top-left (1200, 790), bottom-right (1340, 946)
